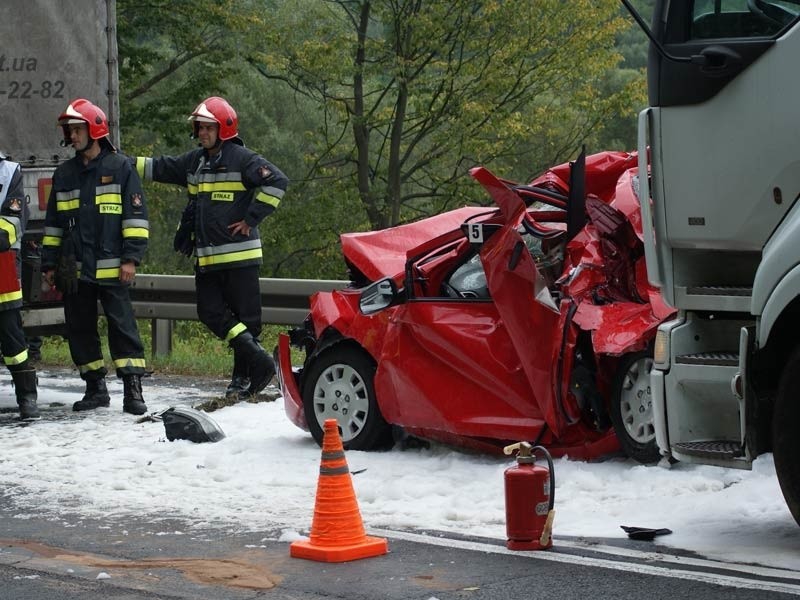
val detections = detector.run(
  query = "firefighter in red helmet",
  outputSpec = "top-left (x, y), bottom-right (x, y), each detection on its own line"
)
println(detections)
top-left (189, 96), bottom-right (239, 141)
top-left (42, 98), bottom-right (150, 416)
top-left (57, 98), bottom-right (114, 149)
top-left (0, 151), bottom-right (39, 419)
top-left (136, 96), bottom-right (288, 400)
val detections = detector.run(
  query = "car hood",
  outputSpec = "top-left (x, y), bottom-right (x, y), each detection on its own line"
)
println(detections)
top-left (340, 206), bottom-right (490, 282)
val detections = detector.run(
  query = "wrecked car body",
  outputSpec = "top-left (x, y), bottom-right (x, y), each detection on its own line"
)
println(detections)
top-left (277, 151), bottom-right (675, 462)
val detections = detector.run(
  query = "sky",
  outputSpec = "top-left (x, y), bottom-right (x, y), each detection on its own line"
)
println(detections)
top-left (1, 369), bottom-right (799, 574)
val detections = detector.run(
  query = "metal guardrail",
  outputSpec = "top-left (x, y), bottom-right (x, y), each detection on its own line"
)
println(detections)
top-left (128, 274), bottom-right (348, 324)
top-left (21, 275), bottom-right (349, 355)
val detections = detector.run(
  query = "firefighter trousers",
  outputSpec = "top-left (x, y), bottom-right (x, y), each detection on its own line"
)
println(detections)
top-left (63, 280), bottom-right (146, 380)
top-left (0, 308), bottom-right (28, 371)
top-left (195, 265), bottom-right (262, 342)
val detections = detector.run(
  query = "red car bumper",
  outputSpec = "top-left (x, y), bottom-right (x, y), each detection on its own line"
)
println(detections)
top-left (278, 333), bottom-right (308, 431)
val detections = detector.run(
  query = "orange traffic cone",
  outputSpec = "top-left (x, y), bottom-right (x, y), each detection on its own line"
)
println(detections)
top-left (290, 419), bottom-right (388, 562)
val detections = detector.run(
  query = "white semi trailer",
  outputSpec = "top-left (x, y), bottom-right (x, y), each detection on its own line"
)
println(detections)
top-left (3, 0), bottom-right (119, 334)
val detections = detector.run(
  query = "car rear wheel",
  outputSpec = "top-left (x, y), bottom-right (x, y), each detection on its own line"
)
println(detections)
top-left (301, 344), bottom-right (393, 451)
top-left (610, 351), bottom-right (660, 464)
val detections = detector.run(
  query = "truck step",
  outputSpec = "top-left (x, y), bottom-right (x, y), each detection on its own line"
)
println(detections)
top-left (674, 352), bottom-right (738, 366)
top-left (673, 440), bottom-right (743, 459)
top-left (686, 285), bottom-right (752, 296)
top-left (674, 285), bottom-right (752, 312)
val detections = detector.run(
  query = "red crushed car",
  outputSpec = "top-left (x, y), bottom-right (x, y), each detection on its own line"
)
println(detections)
top-left (276, 150), bottom-right (675, 462)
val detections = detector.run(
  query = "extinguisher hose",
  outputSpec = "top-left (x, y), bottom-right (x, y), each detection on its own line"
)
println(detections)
top-left (532, 445), bottom-right (555, 512)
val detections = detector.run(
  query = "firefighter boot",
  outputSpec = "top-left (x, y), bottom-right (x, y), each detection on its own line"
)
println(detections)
top-left (225, 346), bottom-right (250, 401)
top-left (73, 377), bottom-right (111, 411)
top-left (11, 369), bottom-right (40, 420)
top-left (230, 332), bottom-right (275, 398)
top-left (122, 374), bottom-right (148, 415)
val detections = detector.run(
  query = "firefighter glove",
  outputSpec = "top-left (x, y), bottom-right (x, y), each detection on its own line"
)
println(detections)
top-left (173, 200), bottom-right (196, 257)
top-left (54, 234), bottom-right (79, 295)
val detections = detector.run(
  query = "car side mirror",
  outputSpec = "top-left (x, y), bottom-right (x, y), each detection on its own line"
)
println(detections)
top-left (359, 277), bottom-right (399, 315)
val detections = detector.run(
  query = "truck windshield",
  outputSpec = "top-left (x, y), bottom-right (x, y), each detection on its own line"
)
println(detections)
top-left (691, 0), bottom-right (800, 39)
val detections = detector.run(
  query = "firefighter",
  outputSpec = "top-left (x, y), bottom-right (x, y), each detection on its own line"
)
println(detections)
top-left (135, 96), bottom-right (288, 399)
top-left (42, 99), bottom-right (149, 415)
top-left (0, 152), bottom-right (39, 419)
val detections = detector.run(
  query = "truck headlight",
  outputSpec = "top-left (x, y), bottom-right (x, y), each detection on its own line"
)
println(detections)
top-left (654, 328), bottom-right (669, 368)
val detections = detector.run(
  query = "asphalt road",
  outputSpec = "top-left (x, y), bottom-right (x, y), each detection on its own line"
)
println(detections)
top-left (1, 371), bottom-right (799, 599)
top-left (2, 491), bottom-right (800, 600)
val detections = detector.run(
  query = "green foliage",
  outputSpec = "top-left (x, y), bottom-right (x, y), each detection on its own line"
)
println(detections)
top-left (616, 0), bottom-right (656, 70)
top-left (39, 321), bottom-right (298, 378)
top-left (117, 0), bottom-right (263, 148)
top-left (116, 0), bottom-right (653, 280)
top-left (251, 0), bottom-right (637, 230)
top-left (137, 183), bottom-right (195, 275)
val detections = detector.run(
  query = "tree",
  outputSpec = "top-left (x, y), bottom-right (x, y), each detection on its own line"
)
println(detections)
top-left (117, 0), bottom-right (262, 147)
top-left (249, 0), bottom-right (639, 230)
top-left (115, 0), bottom-right (328, 276)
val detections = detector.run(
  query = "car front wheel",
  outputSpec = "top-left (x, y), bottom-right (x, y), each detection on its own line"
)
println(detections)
top-left (301, 344), bottom-right (393, 451)
top-left (610, 351), bottom-right (660, 464)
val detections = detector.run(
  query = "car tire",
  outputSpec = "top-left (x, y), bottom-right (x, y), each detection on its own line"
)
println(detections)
top-left (610, 350), bottom-right (660, 464)
top-left (773, 346), bottom-right (800, 527)
top-left (301, 344), bottom-right (393, 451)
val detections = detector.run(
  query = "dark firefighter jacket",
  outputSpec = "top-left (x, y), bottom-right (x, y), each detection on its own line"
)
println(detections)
top-left (42, 149), bottom-right (149, 284)
top-left (0, 157), bottom-right (25, 311)
top-left (135, 139), bottom-right (288, 272)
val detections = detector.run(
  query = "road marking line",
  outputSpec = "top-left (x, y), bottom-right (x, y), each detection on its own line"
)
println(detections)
top-left (554, 539), bottom-right (800, 581)
top-left (371, 529), bottom-right (800, 596)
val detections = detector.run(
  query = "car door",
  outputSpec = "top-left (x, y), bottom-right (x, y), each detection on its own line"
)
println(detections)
top-left (470, 166), bottom-right (577, 437)
top-left (372, 225), bottom-right (547, 442)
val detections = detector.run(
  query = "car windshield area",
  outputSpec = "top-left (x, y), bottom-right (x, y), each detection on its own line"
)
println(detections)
top-left (440, 226), bottom-right (564, 300)
top-left (443, 251), bottom-right (489, 299)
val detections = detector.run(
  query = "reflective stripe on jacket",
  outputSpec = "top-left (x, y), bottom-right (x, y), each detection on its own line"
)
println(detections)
top-left (42, 149), bottom-right (149, 284)
top-left (0, 158), bottom-right (25, 253)
top-left (0, 158), bottom-right (25, 311)
top-left (136, 139), bottom-right (287, 273)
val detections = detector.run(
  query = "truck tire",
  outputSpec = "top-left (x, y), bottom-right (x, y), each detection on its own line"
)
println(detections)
top-left (301, 344), bottom-right (393, 451)
top-left (773, 347), bottom-right (800, 527)
top-left (610, 351), bottom-right (660, 464)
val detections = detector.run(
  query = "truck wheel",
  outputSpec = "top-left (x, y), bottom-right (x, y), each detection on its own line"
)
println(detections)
top-left (610, 351), bottom-right (660, 464)
top-left (773, 347), bottom-right (800, 526)
top-left (302, 344), bottom-right (393, 451)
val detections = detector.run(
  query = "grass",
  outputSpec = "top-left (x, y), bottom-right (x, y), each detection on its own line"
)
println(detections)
top-left (38, 320), bottom-right (298, 378)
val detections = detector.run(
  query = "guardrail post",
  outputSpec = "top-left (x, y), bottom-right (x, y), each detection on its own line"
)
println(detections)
top-left (151, 318), bottom-right (173, 357)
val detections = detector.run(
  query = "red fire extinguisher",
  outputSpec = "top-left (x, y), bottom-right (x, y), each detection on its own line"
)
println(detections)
top-left (503, 442), bottom-right (555, 550)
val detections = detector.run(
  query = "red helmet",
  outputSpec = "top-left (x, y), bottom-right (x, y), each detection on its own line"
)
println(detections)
top-left (57, 98), bottom-right (110, 140)
top-left (188, 96), bottom-right (238, 140)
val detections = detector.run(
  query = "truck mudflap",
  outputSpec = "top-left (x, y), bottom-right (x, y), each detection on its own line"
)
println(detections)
top-left (650, 368), bottom-right (670, 458)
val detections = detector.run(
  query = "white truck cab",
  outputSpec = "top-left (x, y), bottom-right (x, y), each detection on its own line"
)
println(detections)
top-left (627, 0), bottom-right (800, 524)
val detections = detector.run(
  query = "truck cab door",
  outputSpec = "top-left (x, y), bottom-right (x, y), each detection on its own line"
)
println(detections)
top-left (642, 0), bottom-right (800, 305)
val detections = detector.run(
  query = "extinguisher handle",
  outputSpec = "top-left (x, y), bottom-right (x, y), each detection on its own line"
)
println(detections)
top-left (531, 445), bottom-right (555, 512)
